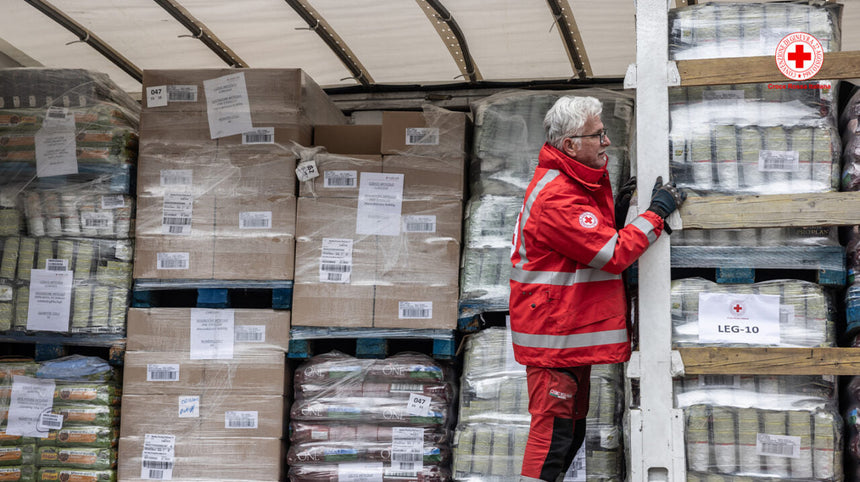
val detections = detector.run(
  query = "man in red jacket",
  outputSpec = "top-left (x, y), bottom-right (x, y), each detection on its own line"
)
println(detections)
top-left (510, 96), bottom-right (685, 482)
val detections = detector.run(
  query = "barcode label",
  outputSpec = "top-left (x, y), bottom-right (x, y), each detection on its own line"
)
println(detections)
top-left (47, 107), bottom-right (68, 119)
top-left (398, 302), bottom-right (432, 319)
top-left (392, 453), bottom-right (422, 462)
top-left (160, 169), bottom-right (193, 187)
top-left (758, 150), bottom-right (800, 172)
top-left (390, 383), bottom-right (424, 393)
top-left (38, 412), bottom-right (63, 430)
top-left (320, 263), bottom-right (352, 273)
top-left (405, 127), bottom-right (439, 146)
top-left (239, 211), bottom-right (272, 229)
top-left (320, 238), bottom-right (354, 284)
top-left (147, 364), bottom-right (179, 381)
top-left (146, 469), bottom-right (165, 479)
top-left (45, 259), bottom-right (68, 271)
top-left (242, 127), bottom-right (275, 144)
top-left (235, 325), bottom-right (265, 343)
top-left (756, 433), bottom-right (800, 458)
top-left (142, 433), bottom-right (175, 480)
top-left (167, 85), bottom-right (198, 102)
top-left (101, 194), bottom-right (126, 209)
top-left (157, 252), bottom-right (189, 270)
top-left (82, 212), bottom-right (113, 229)
top-left (143, 461), bottom-right (175, 470)
top-left (324, 170), bottom-right (358, 188)
top-left (225, 411), bottom-right (258, 429)
top-left (403, 215), bottom-right (436, 233)
top-left (698, 375), bottom-right (740, 388)
top-left (162, 193), bottom-right (193, 235)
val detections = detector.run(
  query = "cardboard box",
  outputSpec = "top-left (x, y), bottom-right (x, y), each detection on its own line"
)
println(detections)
top-left (217, 148), bottom-right (297, 197)
top-left (133, 234), bottom-right (215, 279)
top-left (213, 195), bottom-right (296, 280)
top-left (120, 392), bottom-right (285, 439)
top-left (123, 351), bottom-right (287, 395)
top-left (126, 308), bottom-right (290, 353)
top-left (373, 284), bottom-right (458, 329)
top-left (140, 110), bottom-right (313, 146)
top-left (291, 283), bottom-right (375, 328)
top-left (313, 124), bottom-right (382, 155)
top-left (298, 153), bottom-right (381, 198)
top-left (380, 110), bottom-right (468, 155)
top-left (141, 69), bottom-right (346, 126)
top-left (118, 436), bottom-right (284, 481)
top-left (383, 154), bottom-right (466, 199)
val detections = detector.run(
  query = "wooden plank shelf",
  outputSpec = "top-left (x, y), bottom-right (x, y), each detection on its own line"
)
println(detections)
top-left (678, 192), bottom-right (860, 230)
top-left (676, 51), bottom-right (860, 86)
top-left (678, 347), bottom-right (860, 375)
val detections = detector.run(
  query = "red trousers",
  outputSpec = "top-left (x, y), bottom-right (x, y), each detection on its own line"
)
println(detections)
top-left (520, 366), bottom-right (591, 482)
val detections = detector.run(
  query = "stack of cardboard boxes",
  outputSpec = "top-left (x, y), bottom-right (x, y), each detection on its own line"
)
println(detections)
top-left (133, 68), bottom-right (345, 281)
top-left (118, 308), bottom-right (290, 481)
top-left (292, 107), bottom-right (468, 329)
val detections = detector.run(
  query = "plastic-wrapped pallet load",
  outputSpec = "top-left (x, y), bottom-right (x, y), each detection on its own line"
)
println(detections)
top-left (0, 68), bottom-right (139, 338)
top-left (671, 278), bottom-right (836, 348)
top-left (0, 356), bottom-right (121, 482)
top-left (453, 327), bottom-right (624, 482)
top-left (841, 373), bottom-right (860, 480)
top-left (289, 351), bottom-right (456, 482)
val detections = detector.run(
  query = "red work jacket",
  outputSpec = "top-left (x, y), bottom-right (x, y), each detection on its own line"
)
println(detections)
top-left (509, 144), bottom-right (664, 367)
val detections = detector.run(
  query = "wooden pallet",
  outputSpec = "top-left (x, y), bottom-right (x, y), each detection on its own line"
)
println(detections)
top-left (288, 326), bottom-right (457, 360)
top-left (132, 279), bottom-right (293, 310)
top-left (0, 332), bottom-right (125, 366)
top-left (457, 303), bottom-right (509, 333)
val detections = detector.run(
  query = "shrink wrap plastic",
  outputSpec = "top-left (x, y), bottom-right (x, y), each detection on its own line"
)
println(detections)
top-left (839, 375), bottom-right (860, 480)
top-left (452, 328), bottom-right (624, 482)
top-left (671, 278), bottom-right (836, 348)
top-left (290, 352), bottom-right (456, 482)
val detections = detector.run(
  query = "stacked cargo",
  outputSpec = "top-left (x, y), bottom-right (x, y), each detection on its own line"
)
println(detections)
top-left (292, 107), bottom-right (466, 330)
top-left (453, 327), bottom-right (624, 481)
top-left (0, 68), bottom-right (139, 336)
top-left (133, 68), bottom-right (345, 283)
top-left (461, 89), bottom-right (634, 315)
top-left (0, 356), bottom-right (121, 482)
top-left (289, 351), bottom-right (456, 482)
top-left (118, 308), bottom-right (290, 481)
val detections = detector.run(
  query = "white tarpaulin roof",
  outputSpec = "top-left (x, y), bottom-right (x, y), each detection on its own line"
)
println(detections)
top-left (0, 0), bottom-right (858, 95)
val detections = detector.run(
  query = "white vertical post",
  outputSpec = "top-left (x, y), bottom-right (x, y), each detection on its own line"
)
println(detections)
top-left (627, 0), bottom-right (687, 480)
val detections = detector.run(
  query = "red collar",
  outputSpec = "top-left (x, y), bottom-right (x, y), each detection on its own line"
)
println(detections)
top-left (537, 143), bottom-right (606, 190)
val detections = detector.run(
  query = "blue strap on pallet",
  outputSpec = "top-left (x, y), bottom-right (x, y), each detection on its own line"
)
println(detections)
top-left (197, 288), bottom-right (230, 308)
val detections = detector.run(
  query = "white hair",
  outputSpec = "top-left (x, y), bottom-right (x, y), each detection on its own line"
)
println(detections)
top-left (543, 96), bottom-right (603, 150)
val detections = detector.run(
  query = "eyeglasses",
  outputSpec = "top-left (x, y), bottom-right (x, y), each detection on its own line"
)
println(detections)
top-left (568, 128), bottom-right (608, 145)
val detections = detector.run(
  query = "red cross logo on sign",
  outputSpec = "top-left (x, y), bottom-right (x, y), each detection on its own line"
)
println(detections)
top-left (729, 301), bottom-right (745, 317)
top-left (733, 304), bottom-right (742, 313)
top-left (775, 32), bottom-right (824, 81)
top-left (579, 212), bottom-right (598, 229)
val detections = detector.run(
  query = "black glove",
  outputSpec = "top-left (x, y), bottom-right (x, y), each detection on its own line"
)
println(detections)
top-left (647, 176), bottom-right (686, 220)
top-left (614, 176), bottom-right (636, 228)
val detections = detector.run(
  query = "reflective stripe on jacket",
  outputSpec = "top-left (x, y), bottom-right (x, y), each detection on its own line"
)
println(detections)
top-left (509, 144), bottom-right (664, 367)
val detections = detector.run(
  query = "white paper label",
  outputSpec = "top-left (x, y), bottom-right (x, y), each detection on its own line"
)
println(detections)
top-left (45, 259), bottom-right (68, 271)
top-left (405, 127), bottom-right (439, 145)
top-left (38, 412), bottom-right (63, 430)
top-left (392, 427), bottom-right (424, 473)
top-left (356, 173), bottom-right (404, 236)
top-left (203, 73), bottom-right (254, 139)
top-left (81, 212), bottom-right (113, 230)
top-left (27, 269), bottom-right (73, 332)
top-left (296, 161), bottom-right (320, 182)
top-left (398, 302), bottom-right (432, 320)
top-left (101, 194), bottom-right (126, 209)
top-left (190, 308), bottom-right (235, 360)
top-left (225, 411), bottom-right (258, 429)
top-left (320, 238), bottom-right (353, 284)
top-left (178, 396), bottom-right (199, 418)
top-left (242, 127), bottom-right (275, 144)
top-left (239, 211), bottom-right (271, 229)
top-left (5, 376), bottom-right (55, 437)
top-left (406, 393), bottom-right (431, 416)
top-left (235, 325), bottom-right (266, 343)
top-left (168, 85), bottom-right (198, 102)
top-left (698, 293), bottom-right (781, 345)
top-left (338, 462), bottom-right (383, 482)
top-left (756, 433), bottom-right (801, 458)
top-left (324, 170), bottom-right (358, 188)
top-left (759, 150), bottom-right (800, 172)
top-left (160, 169), bottom-right (192, 187)
top-left (147, 364), bottom-right (179, 382)
top-left (162, 193), bottom-right (193, 235)
top-left (697, 375), bottom-right (741, 388)
top-left (141, 433), bottom-right (175, 480)
top-left (35, 129), bottom-right (78, 178)
top-left (146, 86), bottom-right (168, 108)
top-left (43, 107), bottom-right (75, 130)
top-left (402, 215), bottom-right (436, 233)
top-left (157, 252), bottom-right (189, 270)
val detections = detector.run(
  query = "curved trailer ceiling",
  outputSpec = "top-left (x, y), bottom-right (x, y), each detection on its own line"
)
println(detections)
top-left (0, 0), bottom-right (856, 96)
